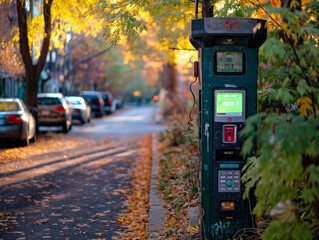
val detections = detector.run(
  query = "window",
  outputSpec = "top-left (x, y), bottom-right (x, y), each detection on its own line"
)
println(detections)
top-left (38, 98), bottom-right (61, 105)
top-left (0, 102), bottom-right (19, 112)
top-left (214, 51), bottom-right (246, 75)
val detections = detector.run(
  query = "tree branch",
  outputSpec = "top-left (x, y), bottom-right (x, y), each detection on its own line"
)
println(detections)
top-left (64, 46), bottom-right (112, 79)
top-left (36, 0), bottom-right (53, 77)
top-left (17, 0), bottom-right (32, 70)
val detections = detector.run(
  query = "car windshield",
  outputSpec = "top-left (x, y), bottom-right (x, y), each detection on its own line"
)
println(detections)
top-left (82, 95), bottom-right (98, 104)
top-left (66, 99), bottom-right (83, 106)
top-left (102, 95), bottom-right (109, 101)
top-left (0, 102), bottom-right (19, 112)
top-left (38, 98), bottom-right (61, 105)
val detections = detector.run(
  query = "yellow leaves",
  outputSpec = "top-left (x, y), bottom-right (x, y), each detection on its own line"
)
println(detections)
top-left (169, 217), bottom-right (176, 225)
top-left (115, 135), bottom-right (152, 239)
top-left (117, 217), bottom-right (124, 223)
top-left (136, 191), bottom-right (142, 200)
top-left (11, 0), bottom-right (105, 57)
top-left (271, 0), bottom-right (281, 7)
top-left (190, 225), bottom-right (198, 231)
top-left (253, 22), bottom-right (262, 34)
top-left (290, 0), bottom-right (300, 9)
top-left (297, 96), bottom-right (313, 116)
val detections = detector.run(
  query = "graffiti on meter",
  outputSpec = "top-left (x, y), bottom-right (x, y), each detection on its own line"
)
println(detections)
top-left (216, 92), bottom-right (243, 117)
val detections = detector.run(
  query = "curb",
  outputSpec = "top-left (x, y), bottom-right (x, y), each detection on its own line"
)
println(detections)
top-left (148, 133), bottom-right (165, 239)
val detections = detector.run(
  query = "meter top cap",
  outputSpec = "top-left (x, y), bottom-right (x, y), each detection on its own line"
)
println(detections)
top-left (190, 17), bottom-right (267, 49)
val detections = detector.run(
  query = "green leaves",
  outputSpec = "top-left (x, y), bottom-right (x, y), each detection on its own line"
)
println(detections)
top-left (262, 219), bottom-right (312, 240)
top-left (242, 113), bottom-right (319, 239)
top-left (260, 38), bottom-right (286, 62)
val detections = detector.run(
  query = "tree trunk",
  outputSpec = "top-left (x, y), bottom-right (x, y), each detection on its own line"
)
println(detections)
top-left (162, 61), bottom-right (185, 118)
top-left (163, 61), bottom-right (178, 97)
top-left (17, 0), bottom-right (53, 110)
top-left (202, 0), bottom-right (212, 18)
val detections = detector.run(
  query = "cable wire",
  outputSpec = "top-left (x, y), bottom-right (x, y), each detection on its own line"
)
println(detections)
top-left (188, 76), bottom-right (198, 133)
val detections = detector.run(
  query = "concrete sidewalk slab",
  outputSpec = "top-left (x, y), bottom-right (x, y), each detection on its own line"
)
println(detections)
top-left (148, 133), bottom-right (165, 239)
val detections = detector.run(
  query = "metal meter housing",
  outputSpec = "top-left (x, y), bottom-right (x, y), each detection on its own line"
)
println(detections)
top-left (190, 17), bottom-right (267, 239)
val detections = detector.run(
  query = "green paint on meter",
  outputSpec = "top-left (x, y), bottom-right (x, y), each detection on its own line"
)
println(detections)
top-left (216, 92), bottom-right (243, 117)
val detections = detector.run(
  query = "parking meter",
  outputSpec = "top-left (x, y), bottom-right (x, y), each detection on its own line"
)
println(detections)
top-left (190, 17), bottom-right (267, 239)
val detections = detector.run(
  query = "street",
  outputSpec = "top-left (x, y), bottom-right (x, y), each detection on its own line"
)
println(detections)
top-left (0, 105), bottom-right (165, 240)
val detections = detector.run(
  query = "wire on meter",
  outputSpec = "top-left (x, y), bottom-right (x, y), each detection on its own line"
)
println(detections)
top-left (188, 75), bottom-right (198, 133)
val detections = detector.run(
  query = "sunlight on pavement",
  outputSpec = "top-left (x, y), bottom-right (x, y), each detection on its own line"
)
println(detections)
top-left (111, 116), bottom-right (147, 121)
top-left (0, 147), bottom-right (137, 187)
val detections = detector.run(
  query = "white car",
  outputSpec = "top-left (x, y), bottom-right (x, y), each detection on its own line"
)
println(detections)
top-left (0, 98), bottom-right (36, 146)
top-left (65, 96), bottom-right (91, 124)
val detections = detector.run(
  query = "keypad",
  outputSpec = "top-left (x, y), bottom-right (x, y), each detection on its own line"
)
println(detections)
top-left (218, 170), bottom-right (241, 192)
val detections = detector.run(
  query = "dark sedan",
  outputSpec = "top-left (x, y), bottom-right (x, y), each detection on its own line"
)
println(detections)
top-left (0, 98), bottom-right (36, 146)
top-left (80, 91), bottom-right (105, 118)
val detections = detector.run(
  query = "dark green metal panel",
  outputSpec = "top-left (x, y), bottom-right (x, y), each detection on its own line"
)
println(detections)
top-left (200, 46), bottom-right (258, 239)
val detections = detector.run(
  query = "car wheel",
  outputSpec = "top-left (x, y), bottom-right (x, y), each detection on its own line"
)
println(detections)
top-left (62, 122), bottom-right (69, 133)
top-left (81, 117), bottom-right (85, 124)
top-left (21, 128), bottom-right (30, 147)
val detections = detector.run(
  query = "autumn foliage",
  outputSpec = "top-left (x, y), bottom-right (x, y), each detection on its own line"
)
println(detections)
top-left (114, 135), bottom-right (152, 239)
top-left (0, 2), bottom-right (23, 77)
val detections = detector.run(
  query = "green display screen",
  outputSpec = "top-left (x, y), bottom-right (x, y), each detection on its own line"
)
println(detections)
top-left (216, 52), bottom-right (243, 73)
top-left (216, 92), bottom-right (243, 117)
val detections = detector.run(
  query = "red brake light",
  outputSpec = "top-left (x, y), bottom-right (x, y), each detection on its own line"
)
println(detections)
top-left (7, 115), bottom-right (23, 125)
top-left (108, 99), bottom-right (112, 105)
top-left (74, 109), bottom-right (81, 113)
top-left (56, 105), bottom-right (65, 111)
top-left (98, 100), bottom-right (103, 106)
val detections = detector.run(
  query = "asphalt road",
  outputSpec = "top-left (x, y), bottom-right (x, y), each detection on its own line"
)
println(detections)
top-left (70, 105), bottom-right (165, 141)
top-left (0, 105), bottom-right (165, 240)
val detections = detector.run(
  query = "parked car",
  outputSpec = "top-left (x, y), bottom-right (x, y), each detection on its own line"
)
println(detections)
top-left (100, 91), bottom-right (115, 115)
top-left (65, 96), bottom-right (91, 124)
top-left (0, 98), bottom-right (36, 146)
top-left (37, 93), bottom-right (72, 133)
top-left (113, 98), bottom-right (123, 110)
top-left (80, 91), bottom-right (105, 118)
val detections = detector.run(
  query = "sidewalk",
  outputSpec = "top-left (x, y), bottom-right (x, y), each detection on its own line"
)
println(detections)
top-left (148, 133), bottom-right (165, 239)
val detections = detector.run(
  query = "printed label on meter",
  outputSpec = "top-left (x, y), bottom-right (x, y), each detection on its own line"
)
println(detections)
top-left (221, 201), bottom-right (235, 210)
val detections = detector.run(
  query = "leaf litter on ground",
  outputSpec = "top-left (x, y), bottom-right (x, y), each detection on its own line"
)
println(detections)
top-left (113, 135), bottom-right (152, 240)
